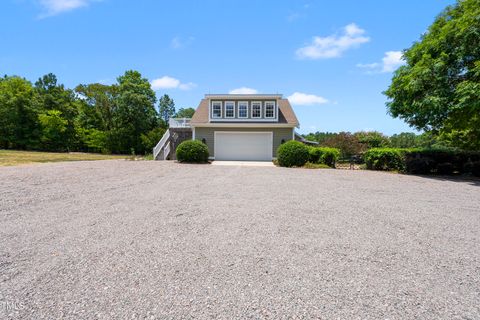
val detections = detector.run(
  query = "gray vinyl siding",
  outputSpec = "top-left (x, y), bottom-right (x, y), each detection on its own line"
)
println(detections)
top-left (210, 100), bottom-right (277, 121)
top-left (194, 127), bottom-right (294, 158)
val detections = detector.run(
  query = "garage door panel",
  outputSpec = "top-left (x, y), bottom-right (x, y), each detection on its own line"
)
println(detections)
top-left (215, 132), bottom-right (272, 161)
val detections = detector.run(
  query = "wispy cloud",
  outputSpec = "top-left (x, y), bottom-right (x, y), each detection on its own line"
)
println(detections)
top-left (357, 51), bottom-right (405, 73)
top-left (151, 76), bottom-right (196, 91)
top-left (38, 0), bottom-right (100, 17)
top-left (287, 3), bottom-right (310, 22)
top-left (287, 92), bottom-right (328, 105)
top-left (229, 87), bottom-right (258, 94)
top-left (295, 23), bottom-right (370, 59)
top-left (170, 36), bottom-right (195, 49)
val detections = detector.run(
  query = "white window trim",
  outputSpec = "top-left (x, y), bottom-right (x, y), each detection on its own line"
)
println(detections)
top-left (238, 101), bottom-right (248, 118)
top-left (251, 101), bottom-right (262, 118)
top-left (225, 101), bottom-right (235, 118)
top-left (264, 101), bottom-right (275, 119)
top-left (211, 101), bottom-right (222, 119)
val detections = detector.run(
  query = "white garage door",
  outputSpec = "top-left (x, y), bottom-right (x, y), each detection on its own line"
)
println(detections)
top-left (215, 132), bottom-right (273, 161)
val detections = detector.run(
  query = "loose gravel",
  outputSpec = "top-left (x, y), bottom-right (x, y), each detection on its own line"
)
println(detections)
top-left (1, 160), bottom-right (479, 319)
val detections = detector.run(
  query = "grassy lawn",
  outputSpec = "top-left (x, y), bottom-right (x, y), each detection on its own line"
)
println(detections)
top-left (0, 150), bottom-right (128, 166)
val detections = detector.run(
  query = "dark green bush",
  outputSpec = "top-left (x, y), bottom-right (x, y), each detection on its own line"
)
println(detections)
top-left (404, 149), bottom-right (480, 175)
top-left (308, 147), bottom-right (340, 168)
top-left (405, 157), bottom-right (433, 174)
top-left (437, 162), bottom-right (455, 175)
top-left (363, 147), bottom-right (480, 176)
top-left (176, 140), bottom-right (209, 163)
top-left (363, 148), bottom-right (405, 171)
top-left (471, 161), bottom-right (480, 177)
top-left (277, 140), bottom-right (309, 167)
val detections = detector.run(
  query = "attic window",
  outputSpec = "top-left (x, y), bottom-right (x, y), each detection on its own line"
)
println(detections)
top-left (265, 101), bottom-right (275, 118)
top-left (212, 102), bottom-right (222, 118)
top-left (225, 101), bottom-right (234, 118)
top-left (252, 102), bottom-right (261, 118)
top-left (238, 102), bottom-right (248, 118)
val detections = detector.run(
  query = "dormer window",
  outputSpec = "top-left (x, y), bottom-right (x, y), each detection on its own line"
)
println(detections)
top-left (238, 102), bottom-right (248, 118)
top-left (212, 101), bottom-right (222, 118)
top-left (252, 102), bottom-right (261, 118)
top-left (225, 101), bottom-right (235, 118)
top-left (265, 101), bottom-right (275, 118)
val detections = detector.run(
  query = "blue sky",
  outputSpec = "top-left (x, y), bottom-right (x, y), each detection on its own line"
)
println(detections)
top-left (1, 0), bottom-right (454, 135)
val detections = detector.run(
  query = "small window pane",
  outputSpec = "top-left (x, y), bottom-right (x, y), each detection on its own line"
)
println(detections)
top-left (238, 102), bottom-right (248, 118)
top-left (265, 102), bottom-right (274, 118)
top-left (225, 102), bottom-right (234, 118)
top-left (212, 102), bottom-right (222, 118)
top-left (252, 103), bottom-right (261, 118)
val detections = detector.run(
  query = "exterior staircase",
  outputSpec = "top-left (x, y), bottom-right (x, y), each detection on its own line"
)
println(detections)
top-left (153, 118), bottom-right (192, 160)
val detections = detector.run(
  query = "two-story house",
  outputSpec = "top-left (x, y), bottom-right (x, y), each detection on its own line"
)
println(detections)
top-left (153, 94), bottom-right (299, 161)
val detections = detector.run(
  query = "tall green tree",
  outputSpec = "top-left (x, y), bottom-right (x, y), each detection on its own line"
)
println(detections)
top-left (110, 70), bottom-right (158, 154)
top-left (389, 132), bottom-right (418, 148)
top-left (34, 73), bottom-right (79, 150)
top-left (322, 132), bottom-right (365, 158)
top-left (175, 107), bottom-right (195, 118)
top-left (355, 131), bottom-right (390, 149)
top-left (75, 83), bottom-right (118, 131)
top-left (0, 76), bottom-right (39, 149)
top-left (384, 0), bottom-right (480, 150)
top-left (302, 131), bottom-right (337, 144)
top-left (158, 94), bottom-right (175, 125)
top-left (38, 110), bottom-right (68, 151)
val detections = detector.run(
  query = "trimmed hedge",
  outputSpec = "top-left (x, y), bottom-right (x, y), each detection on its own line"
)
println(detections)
top-left (308, 146), bottom-right (340, 168)
top-left (277, 140), bottom-right (309, 167)
top-left (364, 148), bottom-right (405, 171)
top-left (176, 140), bottom-right (209, 163)
top-left (404, 149), bottom-right (480, 175)
top-left (364, 148), bottom-right (480, 175)
top-left (470, 161), bottom-right (480, 177)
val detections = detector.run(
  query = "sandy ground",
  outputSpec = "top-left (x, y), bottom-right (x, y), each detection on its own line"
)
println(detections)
top-left (1, 160), bottom-right (479, 319)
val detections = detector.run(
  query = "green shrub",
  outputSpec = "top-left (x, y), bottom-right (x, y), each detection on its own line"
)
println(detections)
top-left (405, 157), bottom-right (432, 174)
top-left (404, 149), bottom-right (480, 175)
top-left (277, 140), bottom-right (309, 167)
top-left (176, 140), bottom-right (209, 163)
top-left (363, 148), bottom-right (405, 171)
top-left (141, 127), bottom-right (166, 153)
top-left (437, 162), bottom-right (455, 175)
top-left (471, 161), bottom-right (480, 177)
top-left (308, 147), bottom-right (340, 167)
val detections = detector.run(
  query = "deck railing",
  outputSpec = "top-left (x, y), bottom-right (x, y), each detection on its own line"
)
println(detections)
top-left (169, 118), bottom-right (191, 128)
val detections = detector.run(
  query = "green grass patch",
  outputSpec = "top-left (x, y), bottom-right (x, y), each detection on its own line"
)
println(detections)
top-left (302, 162), bottom-right (332, 169)
top-left (0, 150), bottom-right (128, 167)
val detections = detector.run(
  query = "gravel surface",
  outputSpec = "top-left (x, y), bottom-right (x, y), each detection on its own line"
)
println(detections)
top-left (1, 160), bottom-right (479, 319)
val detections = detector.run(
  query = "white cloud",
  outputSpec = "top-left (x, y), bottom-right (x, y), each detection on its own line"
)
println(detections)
top-left (357, 51), bottom-right (405, 73)
top-left (38, 0), bottom-right (99, 17)
top-left (381, 51), bottom-right (405, 72)
top-left (229, 87), bottom-right (258, 94)
top-left (170, 36), bottom-right (194, 49)
top-left (287, 92), bottom-right (328, 105)
top-left (151, 76), bottom-right (196, 91)
top-left (295, 23), bottom-right (370, 59)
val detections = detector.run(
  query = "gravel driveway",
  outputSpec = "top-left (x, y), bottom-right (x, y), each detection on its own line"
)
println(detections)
top-left (1, 160), bottom-right (479, 319)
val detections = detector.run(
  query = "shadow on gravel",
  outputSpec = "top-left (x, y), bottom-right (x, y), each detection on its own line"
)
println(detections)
top-left (411, 174), bottom-right (480, 187)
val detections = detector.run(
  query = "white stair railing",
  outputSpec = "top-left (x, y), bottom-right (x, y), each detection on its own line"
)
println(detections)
top-left (163, 142), bottom-right (171, 160)
top-left (153, 130), bottom-right (170, 160)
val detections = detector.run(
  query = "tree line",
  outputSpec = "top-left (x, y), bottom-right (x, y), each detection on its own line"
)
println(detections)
top-left (384, 0), bottom-right (479, 151)
top-left (302, 131), bottom-right (445, 159)
top-left (0, 70), bottom-right (195, 154)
